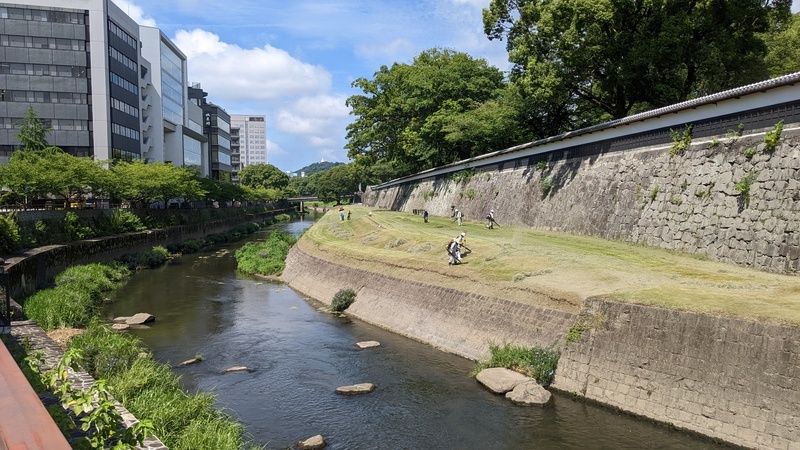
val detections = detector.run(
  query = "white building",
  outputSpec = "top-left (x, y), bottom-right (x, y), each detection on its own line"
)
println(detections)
top-left (229, 114), bottom-right (267, 169)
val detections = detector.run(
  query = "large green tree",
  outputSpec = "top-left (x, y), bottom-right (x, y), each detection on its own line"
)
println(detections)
top-left (316, 164), bottom-right (360, 203)
top-left (346, 48), bottom-right (522, 176)
top-left (238, 163), bottom-right (290, 191)
top-left (108, 160), bottom-right (204, 205)
top-left (483, 0), bottom-right (791, 135)
top-left (0, 147), bottom-right (106, 207)
top-left (763, 12), bottom-right (800, 77)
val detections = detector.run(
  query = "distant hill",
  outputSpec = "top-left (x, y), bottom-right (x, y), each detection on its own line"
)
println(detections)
top-left (296, 161), bottom-right (344, 176)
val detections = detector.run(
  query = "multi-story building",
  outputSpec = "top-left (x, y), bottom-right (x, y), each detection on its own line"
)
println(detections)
top-left (229, 123), bottom-right (240, 182)
top-left (139, 26), bottom-right (206, 175)
top-left (189, 85), bottom-right (231, 181)
top-left (0, 0), bottom-right (209, 177)
top-left (229, 114), bottom-right (267, 169)
top-left (0, 0), bottom-right (143, 162)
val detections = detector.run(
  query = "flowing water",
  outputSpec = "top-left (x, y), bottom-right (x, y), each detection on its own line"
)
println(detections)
top-left (107, 217), bottom-right (728, 450)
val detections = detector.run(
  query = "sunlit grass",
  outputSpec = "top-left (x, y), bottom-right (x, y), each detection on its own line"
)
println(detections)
top-left (299, 206), bottom-right (800, 325)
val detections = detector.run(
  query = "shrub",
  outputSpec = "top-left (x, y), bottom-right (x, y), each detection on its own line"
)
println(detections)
top-left (330, 288), bottom-right (356, 312)
top-left (764, 120), bottom-right (783, 153)
top-left (101, 209), bottom-right (146, 234)
top-left (120, 245), bottom-right (170, 270)
top-left (235, 230), bottom-right (297, 276)
top-left (0, 212), bottom-right (21, 255)
top-left (63, 211), bottom-right (94, 241)
top-left (540, 176), bottom-right (555, 196)
top-left (669, 124), bottom-right (693, 156)
top-left (471, 342), bottom-right (560, 386)
top-left (735, 171), bottom-right (758, 207)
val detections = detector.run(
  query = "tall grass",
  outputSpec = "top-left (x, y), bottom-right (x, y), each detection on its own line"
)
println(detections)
top-left (235, 230), bottom-right (297, 276)
top-left (107, 358), bottom-right (254, 450)
top-left (471, 342), bottom-right (560, 385)
top-left (23, 263), bottom-right (130, 330)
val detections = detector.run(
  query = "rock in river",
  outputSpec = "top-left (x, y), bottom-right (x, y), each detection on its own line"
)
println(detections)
top-left (222, 366), bottom-right (254, 374)
top-left (505, 380), bottom-right (553, 406)
top-left (335, 383), bottom-right (376, 395)
top-left (475, 367), bottom-right (529, 394)
top-left (297, 434), bottom-right (326, 449)
top-left (355, 341), bottom-right (381, 349)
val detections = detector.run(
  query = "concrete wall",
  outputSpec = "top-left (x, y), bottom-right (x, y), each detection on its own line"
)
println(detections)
top-left (6, 210), bottom-right (284, 299)
top-left (365, 127), bottom-right (800, 275)
top-left (282, 246), bottom-right (576, 361)
top-left (553, 299), bottom-right (800, 449)
top-left (284, 243), bottom-right (800, 449)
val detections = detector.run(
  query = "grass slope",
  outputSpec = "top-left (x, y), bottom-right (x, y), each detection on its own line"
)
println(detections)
top-left (299, 206), bottom-right (800, 325)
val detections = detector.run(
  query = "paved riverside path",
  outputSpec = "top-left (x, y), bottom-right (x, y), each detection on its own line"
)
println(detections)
top-left (300, 205), bottom-right (800, 326)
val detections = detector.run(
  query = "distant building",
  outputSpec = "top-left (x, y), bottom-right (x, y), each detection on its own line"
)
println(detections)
top-left (189, 85), bottom-right (231, 181)
top-left (229, 114), bottom-right (266, 169)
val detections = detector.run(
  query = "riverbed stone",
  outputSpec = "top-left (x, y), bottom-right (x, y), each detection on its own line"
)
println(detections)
top-left (297, 434), bottom-right (326, 449)
top-left (335, 383), bottom-right (376, 395)
top-left (355, 341), bottom-right (381, 349)
top-left (178, 357), bottom-right (202, 367)
top-left (222, 366), bottom-right (254, 374)
top-left (126, 313), bottom-right (155, 325)
top-left (111, 323), bottom-right (130, 331)
top-left (505, 380), bottom-right (553, 406)
top-left (476, 367), bottom-right (529, 394)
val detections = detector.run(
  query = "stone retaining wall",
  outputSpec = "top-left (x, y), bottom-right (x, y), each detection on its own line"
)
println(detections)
top-left (281, 246), bottom-right (576, 361)
top-left (285, 243), bottom-right (800, 449)
top-left (365, 127), bottom-right (800, 275)
top-left (553, 299), bottom-right (800, 449)
top-left (6, 210), bottom-right (287, 299)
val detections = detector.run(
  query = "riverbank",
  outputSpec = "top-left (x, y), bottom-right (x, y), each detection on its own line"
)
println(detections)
top-left (282, 206), bottom-right (800, 449)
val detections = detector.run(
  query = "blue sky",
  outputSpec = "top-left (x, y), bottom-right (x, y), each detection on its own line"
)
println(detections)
top-left (114, 1), bottom-right (800, 173)
top-left (112, 0), bottom-right (509, 172)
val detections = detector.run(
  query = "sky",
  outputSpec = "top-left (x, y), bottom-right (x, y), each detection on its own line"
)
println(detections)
top-left (113, 1), bottom-right (800, 173)
top-left (111, 0), bottom-right (510, 173)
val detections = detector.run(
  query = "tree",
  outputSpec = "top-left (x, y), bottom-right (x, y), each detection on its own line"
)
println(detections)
top-left (238, 164), bottom-right (290, 191)
top-left (345, 48), bottom-right (517, 176)
top-left (0, 147), bottom-right (106, 207)
top-left (108, 160), bottom-right (204, 205)
top-left (763, 12), bottom-right (800, 77)
top-left (483, 0), bottom-right (792, 135)
top-left (15, 107), bottom-right (51, 153)
top-left (316, 164), bottom-right (359, 203)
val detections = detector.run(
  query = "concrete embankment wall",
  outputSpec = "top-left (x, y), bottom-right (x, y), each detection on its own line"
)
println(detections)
top-left (281, 246), bottom-right (576, 361)
top-left (554, 299), bottom-right (800, 449)
top-left (7, 210), bottom-right (287, 299)
top-left (365, 128), bottom-right (800, 275)
top-left (284, 243), bottom-right (800, 449)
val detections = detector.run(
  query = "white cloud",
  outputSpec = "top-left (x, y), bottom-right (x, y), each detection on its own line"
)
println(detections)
top-left (275, 94), bottom-right (349, 145)
top-left (111, 0), bottom-right (157, 26)
top-left (266, 139), bottom-right (288, 158)
top-left (173, 29), bottom-right (332, 103)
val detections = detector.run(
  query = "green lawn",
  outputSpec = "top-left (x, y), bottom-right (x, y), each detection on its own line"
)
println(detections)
top-left (299, 206), bottom-right (800, 325)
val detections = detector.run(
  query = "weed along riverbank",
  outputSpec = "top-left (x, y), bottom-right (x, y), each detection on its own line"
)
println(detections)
top-left (281, 205), bottom-right (800, 449)
top-left (2, 213), bottom-right (292, 449)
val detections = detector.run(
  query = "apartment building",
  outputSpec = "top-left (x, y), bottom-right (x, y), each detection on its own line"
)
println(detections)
top-left (189, 84), bottom-right (231, 181)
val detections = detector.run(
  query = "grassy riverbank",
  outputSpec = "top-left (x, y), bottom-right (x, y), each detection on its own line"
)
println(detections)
top-left (299, 206), bottom-right (800, 325)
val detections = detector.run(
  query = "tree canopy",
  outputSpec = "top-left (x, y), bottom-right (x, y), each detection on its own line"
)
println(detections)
top-left (345, 48), bottom-right (523, 177)
top-left (483, 0), bottom-right (792, 136)
top-left (238, 163), bottom-right (290, 191)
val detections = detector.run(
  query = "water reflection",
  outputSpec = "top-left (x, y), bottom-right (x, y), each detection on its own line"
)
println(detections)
top-left (107, 217), bottom-right (727, 449)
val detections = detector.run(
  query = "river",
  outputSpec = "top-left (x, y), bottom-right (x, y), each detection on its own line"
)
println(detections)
top-left (106, 216), bottom-right (728, 449)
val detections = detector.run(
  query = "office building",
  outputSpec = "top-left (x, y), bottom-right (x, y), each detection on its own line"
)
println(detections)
top-left (229, 114), bottom-right (266, 170)
top-left (189, 85), bottom-right (231, 181)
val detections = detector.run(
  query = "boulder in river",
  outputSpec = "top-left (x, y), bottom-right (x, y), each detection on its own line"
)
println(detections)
top-left (335, 383), bottom-right (376, 395)
top-left (297, 434), bottom-right (326, 449)
top-left (113, 313), bottom-right (155, 325)
top-left (505, 380), bottom-right (553, 406)
top-left (111, 323), bottom-right (130, 331)
top-left (222, 366), bottom-right (254, 374)
top-left (475, 367), bottom-right (529, 394)
top-left (355, 341), bottom-right (380, 349)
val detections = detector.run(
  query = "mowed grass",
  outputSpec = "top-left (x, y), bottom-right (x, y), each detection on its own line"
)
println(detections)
top-left (300, 206), bottom-right (800, 325)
